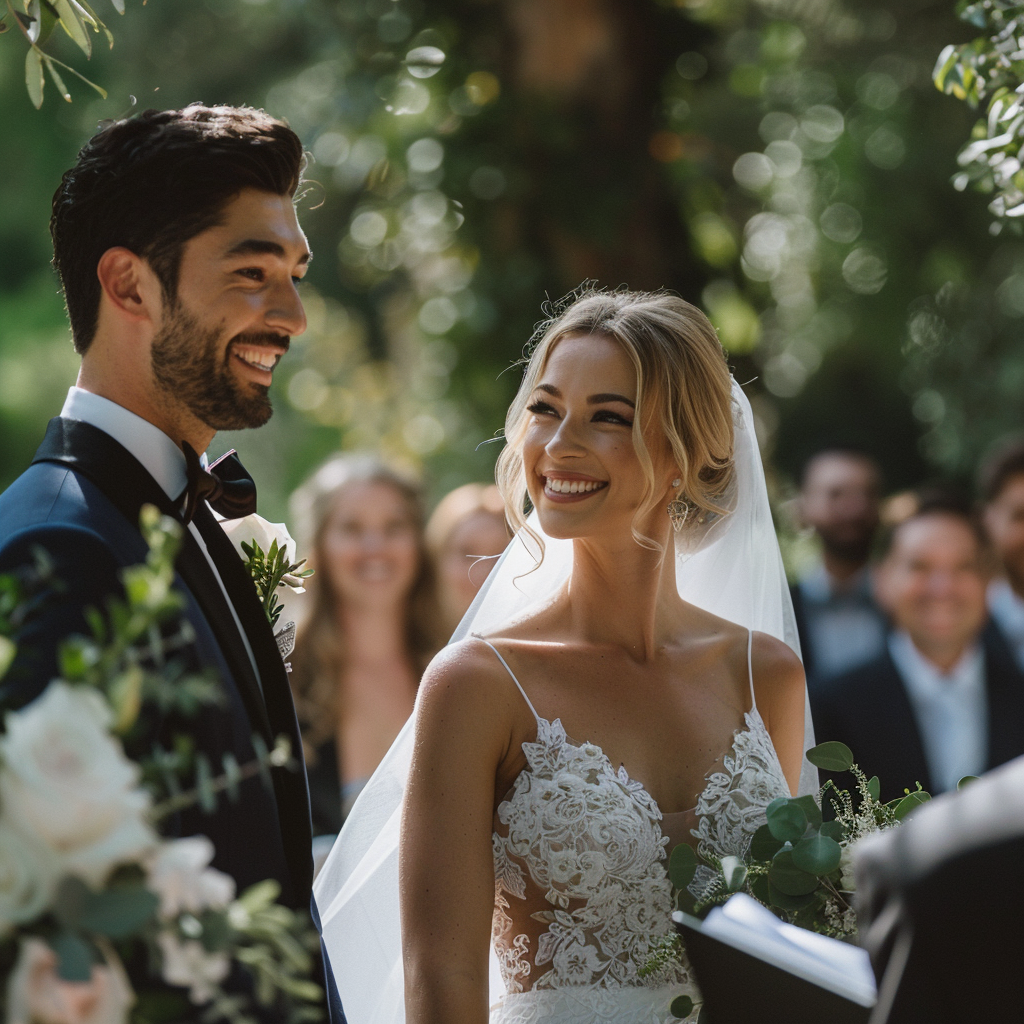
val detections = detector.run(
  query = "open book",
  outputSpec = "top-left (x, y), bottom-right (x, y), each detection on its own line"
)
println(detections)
top-left (674, 894), bottom-right (877, 1024)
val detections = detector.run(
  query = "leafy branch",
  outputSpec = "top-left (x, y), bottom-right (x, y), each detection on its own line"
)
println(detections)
top-left (2, 0), bottom-right (130, 108)
top-left (934, 2), bottom-right (1024, 223)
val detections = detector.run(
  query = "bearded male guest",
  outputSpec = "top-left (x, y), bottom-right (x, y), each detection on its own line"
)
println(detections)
top-left (0, 105), bottom-right (344, 1021)
top-left (811, 493), bottom-right (1024, 802)
top-left (790, 447), bottom-right (887, 688)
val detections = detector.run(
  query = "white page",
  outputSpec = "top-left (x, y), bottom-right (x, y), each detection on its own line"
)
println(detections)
top-left (674, 894), bottom-right (877, 1008)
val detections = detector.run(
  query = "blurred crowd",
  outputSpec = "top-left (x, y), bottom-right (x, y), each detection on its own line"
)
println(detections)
top-left (288, 438), bottom-right (1024, 867)
top-left (794, 443), bottom-right (1024, 802)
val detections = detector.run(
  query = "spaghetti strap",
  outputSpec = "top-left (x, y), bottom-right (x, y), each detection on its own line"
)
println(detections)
top-left (746, 627), bottom-right (756, 711)
top-left (474, 635), bottom-right (541, 721)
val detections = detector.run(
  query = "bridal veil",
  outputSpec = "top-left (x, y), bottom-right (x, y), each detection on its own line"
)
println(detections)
top-left (313, 379), bottom-right (816, 1023)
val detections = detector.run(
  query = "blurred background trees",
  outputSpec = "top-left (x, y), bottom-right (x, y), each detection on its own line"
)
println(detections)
top-left (2, 0), bottom-right (1022, 525)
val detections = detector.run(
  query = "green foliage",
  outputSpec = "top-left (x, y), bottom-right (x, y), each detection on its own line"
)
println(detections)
top-left (3, 1), bottom-right (130, 108)
top-left (240, 538), bottom-right (312, 629)
top-left (934, 3), bottom-right (1024, 220)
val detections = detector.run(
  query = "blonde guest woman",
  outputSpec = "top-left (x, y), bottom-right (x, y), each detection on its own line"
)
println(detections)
top-left (426, 483), bottom-right (511, 636)
top-left (288, 454), bottom-right (442, 846)
top-left (315, 290), bottom-right (816, 1024)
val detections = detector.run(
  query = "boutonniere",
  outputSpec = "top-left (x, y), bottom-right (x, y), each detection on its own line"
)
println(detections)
top-left (219, 515), bottom-right (313, 662)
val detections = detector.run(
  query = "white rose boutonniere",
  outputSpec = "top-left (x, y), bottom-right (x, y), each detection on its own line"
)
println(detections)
top-left (219, 513), bottom-right (313, 662)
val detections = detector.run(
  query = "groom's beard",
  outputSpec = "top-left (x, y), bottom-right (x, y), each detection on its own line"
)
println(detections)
top-left (151, 305), bottom-right (283, 431)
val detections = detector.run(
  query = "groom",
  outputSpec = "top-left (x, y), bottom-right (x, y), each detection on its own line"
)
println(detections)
top-left (0, 105), bottom-right (343, 1019)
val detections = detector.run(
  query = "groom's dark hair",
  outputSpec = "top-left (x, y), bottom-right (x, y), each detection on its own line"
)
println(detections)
top-left (51, 104), bottom-right (305, 354)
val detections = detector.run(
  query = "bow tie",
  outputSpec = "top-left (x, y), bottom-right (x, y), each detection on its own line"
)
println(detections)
top-left (180, 442), bottom-right (258, 523)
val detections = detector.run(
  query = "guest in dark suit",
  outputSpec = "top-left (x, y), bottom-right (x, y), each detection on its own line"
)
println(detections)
top-left (854, 754), bottom-right (1024, 1023)
top-left (0, 105), bottom-right (343, 1020)
top-left (811, 493), bottom-right (1024, 801)
top-left (790, 447), bottom-right (887, 689)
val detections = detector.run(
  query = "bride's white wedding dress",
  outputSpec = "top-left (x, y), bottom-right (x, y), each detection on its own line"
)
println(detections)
top-left (484, 633), bottom-right (791, 1024)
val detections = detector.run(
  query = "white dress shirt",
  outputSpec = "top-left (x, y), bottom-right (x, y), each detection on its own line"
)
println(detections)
top-left (888, 630), bottom-right (987, 794)
top-left (60, 387), bottom-right (262, 689)
top-left (988, 578), bottom-right (1024, 672)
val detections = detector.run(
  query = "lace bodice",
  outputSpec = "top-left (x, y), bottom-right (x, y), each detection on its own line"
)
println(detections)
top-left (484, 635), bottom-right (792, 1023)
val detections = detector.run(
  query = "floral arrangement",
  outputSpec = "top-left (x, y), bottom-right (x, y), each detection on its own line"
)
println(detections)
top-left (645, 742), bottom-right (935, 1020)
top-left (0, 507), bottom-right (323, 1024)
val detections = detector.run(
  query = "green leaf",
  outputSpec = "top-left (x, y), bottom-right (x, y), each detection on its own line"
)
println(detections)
top-left (957, 775), bottom-right (979, 790)
top-left (867, 776), bottom-right (881, 801)
top-left (767, 880), bottom-right (816, 911)
top-left (53, 876), bottom-right (92, 929)
top-left (195, 753), bottom-right (216, 813)
top-left (766, 797), bottom-right (808, 843)
top-left (819, 819), bottom-right (846, 842)
top-left (54, 0), bottom-right (92, 56)
top-left (805, 741), bottom-right (854, 772)
top-left (670, 994), bottom-right (694, 1019)
top-left (720, 855), bottom-right (747, 892)
top-left (25, 47), bottom-right (45, 109)
top-left (768, 848), bottom-right (819, 896)
top-left (894, 789), bottom-right (931, 820)
top-left (749, 822), bottom-right (783, 861)
top-left (668, 843), bottom-right (698, 891)
top-left (749, 872), bottom-right (771, 906)
top-left (791, 793), bottom-right (823, 829)
top-left (791, 834), bottom-right (842, 876)
top-left (50, 931), bottom-right (94, 982)
top-left (79, 884), bottom-right (159, 938)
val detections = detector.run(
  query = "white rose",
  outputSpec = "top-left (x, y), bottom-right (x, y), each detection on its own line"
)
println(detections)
top-left (0, 683), bottom-right (157, 887)
top-left (0, 817), bottom-right (60, 933)
top-left (220, 513), bottom-right (296, 564)
top-left (156, 931), bottom-right (230, 1004)
top-left (839, 845), bottom-right (857, 892)
top-left (6, 937), bottom-right (134, 1024)
top-left (146, 836), bottom-right (236, 920)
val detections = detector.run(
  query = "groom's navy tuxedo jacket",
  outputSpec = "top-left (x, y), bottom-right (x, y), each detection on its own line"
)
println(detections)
top-left (0, 417), bottom-right (313, 909)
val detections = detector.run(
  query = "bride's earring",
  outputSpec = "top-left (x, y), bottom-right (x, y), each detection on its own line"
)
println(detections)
top-left (667, 479), bottom-right (696, 532)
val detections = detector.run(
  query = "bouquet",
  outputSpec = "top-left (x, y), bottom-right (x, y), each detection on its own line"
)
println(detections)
top-left (0, 508), bottom-right (323, 1024)
top-left (646, 742), bottom-right (937, 1020)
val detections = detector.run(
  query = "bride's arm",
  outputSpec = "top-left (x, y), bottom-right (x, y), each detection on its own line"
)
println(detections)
top-left (751, 631), bottom-right (807, 796)
top-left (400, 642), bottom-right (513, 1024)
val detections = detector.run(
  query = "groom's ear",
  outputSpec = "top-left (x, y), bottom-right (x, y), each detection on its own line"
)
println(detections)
top-left (96, 247), bottom-right (162, 327)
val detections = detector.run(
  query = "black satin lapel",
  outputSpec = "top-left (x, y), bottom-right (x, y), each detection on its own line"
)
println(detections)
top-left (173, 531), bottom-right (274, 744)
top-left (191, 502), bottom-right (313, 898)
top-left (34, 417), bottom-right (274, 745)
top-left (33, 418), bottom-right (179, 523)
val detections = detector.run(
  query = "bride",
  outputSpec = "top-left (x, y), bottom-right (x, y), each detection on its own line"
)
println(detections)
top-left (314, 289), bottom-right (815, 1024)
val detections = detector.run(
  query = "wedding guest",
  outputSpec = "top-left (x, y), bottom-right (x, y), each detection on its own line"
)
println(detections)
top-left (981, 439), bottom-right (1024, 670)
top-left (425, 482), bottom-right (510, 638)
top-left (855, 753), bottom-right (1024, 1023)
top-left (288, 455), bottom-right (442, 850)
top-left (811, 492), bottom-right (1024, 800)
top-left (790, 447), bottom-right (887, 688)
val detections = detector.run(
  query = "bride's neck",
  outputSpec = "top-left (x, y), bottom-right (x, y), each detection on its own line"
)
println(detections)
top-left (564, 536), bottom-right (680, 659)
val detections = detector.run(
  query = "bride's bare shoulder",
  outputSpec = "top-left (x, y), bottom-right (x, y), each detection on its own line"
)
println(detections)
top-left (416, 636), bottom-right (526, 728)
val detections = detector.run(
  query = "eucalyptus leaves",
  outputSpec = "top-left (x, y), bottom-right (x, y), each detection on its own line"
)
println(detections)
top-left (666, 742), bottom-right (932, 942)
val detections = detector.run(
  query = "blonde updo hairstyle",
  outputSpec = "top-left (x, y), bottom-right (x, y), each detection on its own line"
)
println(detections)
top-left (495, 289), bottom-right (735, 554)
